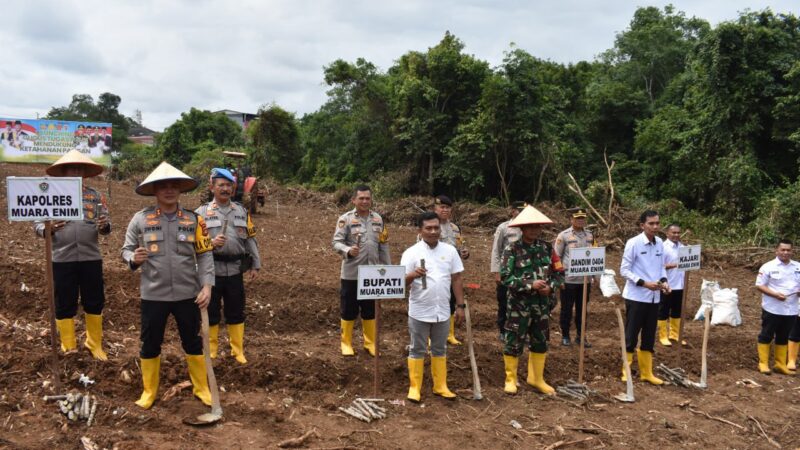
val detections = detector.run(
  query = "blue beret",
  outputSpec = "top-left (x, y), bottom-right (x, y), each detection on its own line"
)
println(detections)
top-left (210, 167), bottom-right (235, 182)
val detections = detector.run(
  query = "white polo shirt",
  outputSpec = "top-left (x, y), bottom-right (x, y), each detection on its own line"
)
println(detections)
top-left (756, 257), bottom-right (800, 316)
top-left (620, 232), bottom-right (668, 303)
top-left (401, 240), bottom-right (464, 323)
top-left (663, 239), bottom-right (685, 290)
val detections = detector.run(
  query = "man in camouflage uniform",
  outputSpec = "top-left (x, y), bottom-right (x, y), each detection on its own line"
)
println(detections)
top-left (433, 195), bottom-right (469, 345)
top-left (35, 150), bottom-right (111, 360)
top-left (500, 206), bottom-right (564, 395)
top-left (196, 168), bottom-right (261, 364)
top-left (554, 208), bottom-right (596, 347)
top-left (332, 185), bottom-right (390, 356)
top-left (491, 201), bottom-right (526, 337)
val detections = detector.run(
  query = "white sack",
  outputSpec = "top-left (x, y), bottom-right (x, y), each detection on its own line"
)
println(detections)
top-left (600, 269), bottom-right (621, 297)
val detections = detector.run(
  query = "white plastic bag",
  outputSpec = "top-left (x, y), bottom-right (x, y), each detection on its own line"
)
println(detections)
top-left (693, 279), bottom-right (719, 321)
top-left (600, 269), bottom-right (621, 297)
top-left (710, 288), bottom-right (742, 327)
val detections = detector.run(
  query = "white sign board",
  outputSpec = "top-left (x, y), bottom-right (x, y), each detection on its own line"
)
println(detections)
top-left (566, 247), bottom-right (606, 277)
top-left (357, 265), bottom-right (406, 300)
top-left (678, 245), bottom-right (701, 271)
top-left (7, 177), bottom-right (83, 221)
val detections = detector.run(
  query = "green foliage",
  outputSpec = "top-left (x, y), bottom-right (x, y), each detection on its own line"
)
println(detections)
top-left (182, 144), bottom-right (227, 180)
top-left (113, 142), bottom-right (161, 179)
top-left (159, 108), bottom-right (244, 167)
top-left (248, 104), bottom-right (302, 182)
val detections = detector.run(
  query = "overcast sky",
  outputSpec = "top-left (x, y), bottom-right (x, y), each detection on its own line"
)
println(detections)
top-left (2, 1), bottom-right (796, 131)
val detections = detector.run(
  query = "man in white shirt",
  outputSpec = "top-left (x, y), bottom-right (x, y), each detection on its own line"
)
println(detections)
top-left (619, 210), bottom-right (670, 385)
top-left (755, 239), bottom-right (800, 375)
top-left (401, 211), bottom-right (465, 402)
top-left (659, 224), bottom-right (685, 347)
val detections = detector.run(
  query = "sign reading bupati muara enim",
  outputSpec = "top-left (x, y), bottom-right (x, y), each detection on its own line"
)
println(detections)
top-left (7, 177), bottom-right (84, 221)
top-left (357, 265), bottom-right (406, 300)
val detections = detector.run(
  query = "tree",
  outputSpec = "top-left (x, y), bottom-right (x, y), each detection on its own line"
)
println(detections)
top-left (158, 108), bottom-right (244, 167)
top-left (248, 104), bottom-right (302, 182)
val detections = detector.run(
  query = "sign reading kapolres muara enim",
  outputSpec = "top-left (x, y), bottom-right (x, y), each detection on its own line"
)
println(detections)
top-left (6, 177), bottom-right (84, 221)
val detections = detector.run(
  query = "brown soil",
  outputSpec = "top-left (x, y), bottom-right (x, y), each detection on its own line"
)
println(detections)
top-left (1, 163), bottom-right (798, 449)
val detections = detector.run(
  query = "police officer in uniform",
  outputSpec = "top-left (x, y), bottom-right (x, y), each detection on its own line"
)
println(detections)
top-left (433, 195), bottom-right (469, 345)
top-left (121, 162), bottom-right (214, 409)
top-left (196, 168), bottom-right (260, 364)
top-left (500, 206), bottom-right (564, 395)
top-left (491, 201), bottom-right (526, 337)
top-left (332, 185), bottom-right (390, 356)
top-left (35, 150), bottom-right (111, 360)
top-left (554, 208), bottom-right (596, 347)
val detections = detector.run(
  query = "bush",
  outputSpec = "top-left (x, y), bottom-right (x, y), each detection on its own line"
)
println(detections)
top-left (113, 142), bottom-right (161, 179)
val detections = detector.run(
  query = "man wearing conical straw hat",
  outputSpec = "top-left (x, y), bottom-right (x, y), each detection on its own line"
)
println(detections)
top-left (499, 205), bottom-right (564, 395)
top-left (121, 162), bottom-right (214, 409)
top-left (35, 150), bottom-right (111, 361)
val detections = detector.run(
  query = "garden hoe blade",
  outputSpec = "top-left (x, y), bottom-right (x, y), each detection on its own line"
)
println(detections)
top-left (183, 309), bottom-right (223, 426)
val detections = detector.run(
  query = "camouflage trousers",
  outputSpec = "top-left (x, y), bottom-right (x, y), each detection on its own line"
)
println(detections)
top-left (503, 294), bottom-right (550, 355)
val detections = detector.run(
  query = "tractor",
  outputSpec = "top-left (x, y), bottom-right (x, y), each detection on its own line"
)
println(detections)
top-left (219, 151), bottom-right (265, 214)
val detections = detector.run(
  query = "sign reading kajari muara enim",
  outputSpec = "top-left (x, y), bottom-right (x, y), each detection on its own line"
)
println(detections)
top-left (678, 245), bottom-right (702, 271)
top-left (357, 265), bottom-right (406, 300)
top-left (0, 118), bottom-right (112, 165)
top-left (6, 177), bottom-right (84, 221)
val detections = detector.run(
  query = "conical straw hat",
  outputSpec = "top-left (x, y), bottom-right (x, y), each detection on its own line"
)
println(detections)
top-left (135, 161), bottom-right (198, 196)
top-left (46, 150), bottom-right (104, 178)
top-left (509, 205), bottom-right (553, 227)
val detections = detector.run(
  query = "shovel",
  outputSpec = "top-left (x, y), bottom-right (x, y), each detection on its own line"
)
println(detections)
top-left (183, 308), bottom-right (223, 426)
top-left (613, 308), bottom-right (635, 403)
top-left (464, 283), bottom-right (482, 400)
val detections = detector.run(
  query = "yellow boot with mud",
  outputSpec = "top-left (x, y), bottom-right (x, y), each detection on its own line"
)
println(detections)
top-left (637, 350), bottom-right (663, 385)
top-left (228, 323), bottom-right (247, 364)
top-left (773, 344), bottom-right (796, 375)
top-left (135, 357), bottom-right (160, 409)
top-left (788, 341), bottom-right (799, 371)
top-left (669, 317), bottom-right (686, 345)
top-left (657, 320), bottom-right (672, 347)
top-left (208, 324), bottom-right (219, 358)
top-left (407, 358), bottom-right (424, 402)
top-left (362, 319), bottom-right (376, 356)
top-left (84, 314), bottom-right (108, 361)
top-left (431, 356), bottom-right (456, 399)
top-left (758, 343), bottom-right (772, 374)
top-left (340, 319), bottom-right (355, 356)
top-left (503, 355), bottom-right (518, 394)
top-left (186, 354), bottom-right (212, 406)
top-left (621, 352), bottom-right (634, 382)
top-left (56, 318), bottom-right (77, 352)
top-left (527, 353), bottom-right (555, 395)
top-left (447, 315), bottom-right (462, 345)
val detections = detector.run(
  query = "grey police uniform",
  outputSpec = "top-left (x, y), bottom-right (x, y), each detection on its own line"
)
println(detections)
top-left (491, 220), bottom-right (522, 332)
top-left (196, 200), bottom-right (261, 325)
top-left (332, 209), bottom-right (390, 320)
top-left (35, 186), bottom-right (110, 319)
top-left (121, 206), bottom-right (214, 358)
top-left (554, 227), bottom-right (595, 340)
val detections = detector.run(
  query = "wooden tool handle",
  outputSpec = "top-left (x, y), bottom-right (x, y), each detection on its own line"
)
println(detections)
top-left (420, 259), bottom-right (427, 289)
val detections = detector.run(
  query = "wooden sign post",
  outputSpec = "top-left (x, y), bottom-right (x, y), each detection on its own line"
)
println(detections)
top-left (565, 246), bottom-right (606, 384)
top-left (676, 244), bottom-right (701, 366)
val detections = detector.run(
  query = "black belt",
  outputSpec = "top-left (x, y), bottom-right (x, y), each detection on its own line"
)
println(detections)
top-left (213, 254), bottom-right (245, 262)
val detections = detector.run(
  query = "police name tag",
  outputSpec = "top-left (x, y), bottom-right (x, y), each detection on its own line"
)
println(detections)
top-left (566, 247), bottom-right (606, 277)
top-left (357, 265), bottom-right (406, 300)
top-left (678, 245), bottom-right (701, 271)
top-left (6, 177), bottom-right (84, 221)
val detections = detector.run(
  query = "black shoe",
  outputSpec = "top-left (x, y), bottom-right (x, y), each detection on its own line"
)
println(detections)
top-left (577, 336), bottom-right (592, 348)
top-left (561, 337), bottom-right (571, 346)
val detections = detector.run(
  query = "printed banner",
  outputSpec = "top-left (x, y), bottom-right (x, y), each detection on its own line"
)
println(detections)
top-left (678, 245), bottom-right (702, 271)
top-left (0, 118), bottom-right (112, 165)
top-left (357, 265), bottom-right (406, 300)
top-left (566, 246), bottom-right (606, 277)
top-left (7, 177), bottom-right (84, 221)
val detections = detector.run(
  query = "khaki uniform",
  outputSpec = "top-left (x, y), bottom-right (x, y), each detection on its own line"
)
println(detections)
top-left (439, 221), bottom-right (463, 250)
top-left (35, 187), bottom-right (111, 262)
top-left (196, 201), bottom-right (261, 276)
top-left (332, 209), bottom-right (390, 280)
top-left (492, 220), bottom-right (522, 333)
top-left (553, 226), bottom-right (596, 342)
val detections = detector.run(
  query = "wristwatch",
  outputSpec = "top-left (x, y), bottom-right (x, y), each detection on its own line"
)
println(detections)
top-left (456, 304), bottom-right (466, 309)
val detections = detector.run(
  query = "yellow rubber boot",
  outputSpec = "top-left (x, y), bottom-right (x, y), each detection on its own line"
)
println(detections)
top-left (447, 315), bottom-right (462, 345)
top-left (657, 320), bottom-right (672, 347)
top-left (186, 354), bottom-right (212, 406)
top-left (362, 319), bottom-right (376, 356)
top-left (407, 358), bottom-right (424, 402)
top-left (527, 353), bottom-right (555, 395)
top-left (669, 317), bottom-right (686, 345)
top-left (788, 341), bottom-right (799, 371)
top-left (773, 345), bottom-right (796, 375)
top-left (637, 350), bottom-right (663, 385)
top-left (228, 323), bottom-right (247, 364)
top-left (431, 356), bottom-right (456, 399)
top-left (135, 357), bottom-right (160, 409)
top-left (621, 352), bottom-right (634, 382)
top-left (503, 355), bottom-right (519, 394)
top-left (758, 343), bottom-right (772, 374)
top-left (84, 314), bottom-right (108, 361)
top-left (56, 318), bottom-right (77, 352)
top-left (340, 319), bottom-right (355, 356)
top-left (208, 325), bottom-right (219, 358)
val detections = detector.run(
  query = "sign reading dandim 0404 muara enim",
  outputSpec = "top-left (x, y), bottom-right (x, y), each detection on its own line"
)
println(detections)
top-left (566, 247), bottom-right (606, 277)
top-left (357, 265), bottom-right (406, 300)
top-left (6, 177), bottom-right (84, 221)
